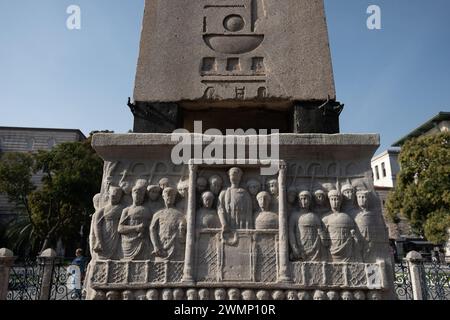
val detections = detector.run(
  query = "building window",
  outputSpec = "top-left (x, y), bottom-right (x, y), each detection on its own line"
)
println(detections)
top-left (375, 165), bottom-right (380, 180)
top-left (381, 162), bottom-right (387, 178)
top-left (47, 137), bottom-right (56, 149)
top-left (26, 137), bottom-right (35, 151)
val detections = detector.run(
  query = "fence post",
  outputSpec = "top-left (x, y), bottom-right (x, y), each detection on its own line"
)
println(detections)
top-left (38, 248), bottom-right (57, 300)
top-left (445, 227), bottom-right (450, 264)
top-left (405, 251), bottom-right (426, 300)
top-left (0, 248), bottom-right (16, 300)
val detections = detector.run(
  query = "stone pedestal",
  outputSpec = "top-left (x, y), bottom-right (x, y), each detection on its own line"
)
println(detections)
top-left (445, 228), bottom-right (450, 264)
top-left (84, 133), bottom-right (396, 300)
top-left (405, 251), bottom-right (426, 300)
top-left (38, 248), bottom-right (57, 300)
top-left (0, 248), bottom-right (16, 300)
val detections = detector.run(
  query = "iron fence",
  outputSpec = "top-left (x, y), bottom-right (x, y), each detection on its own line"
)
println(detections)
top-left (394, 258), bottom-right (450, 300)
top-left (6, 257), bottom-right (43, 300)
top-left (422, 258), bottom-right (450, 300)
top-left (394, 260), bottom-right (414, 300)
top-left (7, 257), bottom-right (85, 300)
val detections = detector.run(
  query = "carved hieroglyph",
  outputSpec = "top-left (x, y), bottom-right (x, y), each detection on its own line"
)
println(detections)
top-left (134, 0), bottom-right (335, 103)
top-left (84, 133), bottom-right (396, 300)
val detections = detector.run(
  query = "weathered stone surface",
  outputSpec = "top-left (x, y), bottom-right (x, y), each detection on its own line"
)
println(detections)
top-left (0, 248), bottom-right (13, 257)
top-left (39, 248), bottom-right (57, 258)
top-left (133, 0), bottom-right (335, 105)
top-left (84, 133), bottom-right (396, 300)
top-left (0, 248), bottom-right (16, 301)
top-left (445, 228), bottom-right (450, 264)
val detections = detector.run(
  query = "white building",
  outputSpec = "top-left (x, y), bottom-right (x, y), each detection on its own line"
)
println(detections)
top-left (392, 111), bottom-right (450, 147)
top-left (371, 148), bottom-right (400, 189)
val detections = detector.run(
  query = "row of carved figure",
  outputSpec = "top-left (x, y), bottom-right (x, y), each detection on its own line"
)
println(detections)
top-left (289, 188), bottom-right (387, 263)
top-left (90, 167), bottom-right (387, 263)
top-left (88, 288), bottom-right (382, 300)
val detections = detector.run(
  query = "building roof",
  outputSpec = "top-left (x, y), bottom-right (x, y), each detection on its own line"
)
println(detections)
top-left (0, 126), bottom-right (86, 140)
top-left (392, 112), bottom-right (450, 147)
top-left (371, 148), bottom-right (401, 162)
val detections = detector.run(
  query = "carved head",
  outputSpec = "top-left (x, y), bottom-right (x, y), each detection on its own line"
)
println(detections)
top-left (209, 175), bottom-right (223, 195)
top-left (341, 183), bottom-right (354, 202)
top-left (173, 288), bottom-right (184, 300)
top-left (314, 189), bottom-right (326, 206)
top-left (131, 184), bottom-right (146, 205)
top-left (198, 289), bottom-right (210, 300)
top-left (356, 190), bottom-right (370, 210)
top-left (106, 291), bottom-right (120, 300)
top-left (298, 191), bottom-right (312, 210)
top-left (297, 291), bottom-right (311, 300)
top-left (187, 289), bottom-right (198, 300)
top-left (341, 291), bottom-right (353, 300)
top-left (159, 177), bottom-right (170, 190)
top-left (135, 290), bottom-right (147, 300)
top-left (109, 186), bottom-right (123, 205)
top-left (228, 167), bottom-right (243, 186)
top-left (228, 288), bottom-right (240, 300)
top-left (146, 289), bottom-right (159, 300)
top-left (287, 187), bottom-right (297, 204)
top-left (122, 290), bottom-right (134, 300)
top-left (177, 180), bottom-right (189, 198)
top-left (93, 193), bottom-right (101, 211)
top-left (286, 290), bottom-right (297, 300)
top-left (256, 191), bottom-right (271, 212)
top-left (214, 289), bottom-right (226, 300)
top-left (242, 290), bottom-right (256, 300)
top-left (105, 175), bottom-right (113, 190)
top-left (196, 177), bottom-right (208, 193)
top-left (328, 190), bottom-right (342, 212)
top-left (92, 290), bottom-right (106, 300)
top-left (162, 289), bottom-right (173, 300)
top-left (313, 290), bottom-right (327, 300)
top-left (367, 291), bottom-right (381, 300)
top-left (353, 290), bottom-right (366, 301)
top-left (256, 290), bottom-right (270, 300)
top-left (119, 181), bottom-right (132, 195)
top-left (201, 191), bottom-right (214, 209)
top-left (247, 179), bottom-right (261, 196)
top-left (272, 290), bottom-right (285, 300)
top-left (327, 291), bottom-right (339, 301)
top-left (147, 185), bottom-right (161, 201)
top-left (162, 187), bottom-right (177, 207)
top-left (178, 220), bottom-right (187, 236)
top-left (266, 179), bottom-right (279, 197)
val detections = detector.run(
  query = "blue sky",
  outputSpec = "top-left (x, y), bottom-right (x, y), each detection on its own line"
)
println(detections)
top-left (0, 0), bottom-right (449, 153)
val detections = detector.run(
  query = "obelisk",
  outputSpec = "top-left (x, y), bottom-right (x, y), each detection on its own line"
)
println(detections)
top-left (130, 0), bottom-right (341, 134)
top-left (85, 0), bottom-right (396, 300)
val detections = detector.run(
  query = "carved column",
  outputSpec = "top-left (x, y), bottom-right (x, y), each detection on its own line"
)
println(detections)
top-left (182, 163), bottom-right (197, 283)
top-left (0, 248), bottom-right (16, 300)
top-left (277, 162), bottom-right (292, 282)
top-left (38, 248), bottom-right (57, 300)
top-left (406, 251), bottom-right (427, 300)
top-left (445, 228), bottom-right (450, 264)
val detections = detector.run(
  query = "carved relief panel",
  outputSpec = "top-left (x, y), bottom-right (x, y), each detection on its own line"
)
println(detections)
top-left (87, 155), bottom-right (391, 299)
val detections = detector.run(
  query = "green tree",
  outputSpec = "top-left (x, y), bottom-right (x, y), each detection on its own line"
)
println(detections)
top-left (0, 152), bottom-right (39, 252)
top-left (0, 137), bottom-right (103, 254)
top-left (386, 132), bottom-right (450, 243)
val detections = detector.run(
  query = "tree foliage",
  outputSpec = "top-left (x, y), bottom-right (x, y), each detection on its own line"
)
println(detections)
top-left (0, 137), bottom-right (103, 255)
top-left (0, 152), bottom-right (35, 207)
top-left (386, 132), bottom-right (450, 243)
